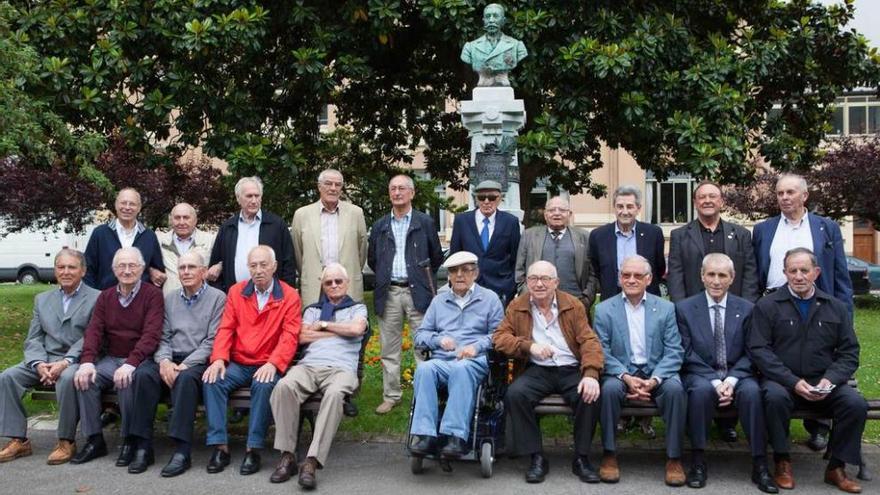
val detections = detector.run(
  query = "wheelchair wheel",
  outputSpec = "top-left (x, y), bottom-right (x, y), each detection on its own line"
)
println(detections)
top-left (479, 442), bottom-right (493, 478)
top-left (410, 455), bottom-right (425, 475)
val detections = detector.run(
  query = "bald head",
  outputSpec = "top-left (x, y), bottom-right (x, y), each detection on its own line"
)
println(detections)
top-left (169, 202), bottom-right (198, 239)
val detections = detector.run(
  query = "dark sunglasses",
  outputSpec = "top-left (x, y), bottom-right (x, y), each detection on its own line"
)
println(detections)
top-left (476, 194), bottom-right (500, 202)
top-left (323, 278), bottom-right (345, 287)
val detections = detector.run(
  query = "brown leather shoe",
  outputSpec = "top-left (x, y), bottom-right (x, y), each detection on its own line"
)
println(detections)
top-left (270, 451), bottom-right (297, 483)
top-left (774, 459), bottom-right (795, 490)
top-left (47, 440), bottom-right (76, 465)
top-left (298, 457), bottom-right (318, 489)
top-left (665, 458), bottom-right (686, 487)
top-left (0, 438), bottom-right (32, 463)
top-left (599, 453), bottom-right (620, 483)
top-left (825, 467), bottom-right (862, 493)
top-left (375, 399), bottom-right (399, 415)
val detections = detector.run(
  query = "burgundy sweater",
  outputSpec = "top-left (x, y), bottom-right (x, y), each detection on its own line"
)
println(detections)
top-left (80, 283), bottom-right (164, 367)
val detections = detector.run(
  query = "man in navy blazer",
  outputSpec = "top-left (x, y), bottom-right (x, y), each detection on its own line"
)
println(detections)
top-left (676, 254), bottom-right (776, 493)
top-left (589, 185), bottom-right (666, 301)
top-left (593, 255), bottom-right (686, 486)
top-left (448, 180), bottom-right (521, 305)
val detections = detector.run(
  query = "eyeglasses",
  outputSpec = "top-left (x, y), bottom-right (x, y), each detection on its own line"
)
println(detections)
top-left (321, 180), bottom-right (343, 188)
top-left (447, 266), bottom-right (476, 275)
top-left (114, 263), bottom-right (142, 270)
top-left (475, 194), bottom-right (500, 202)
top-left (526, 275), bottom-right (556, 284)
top-left (620, 272), bottom-right (649, 280)
top-left (323, 278), bottom-right (345, 287)
top-left (545, 207), bottom-right (569, 213)
top-left (178, 264), bottom-right (202, 273)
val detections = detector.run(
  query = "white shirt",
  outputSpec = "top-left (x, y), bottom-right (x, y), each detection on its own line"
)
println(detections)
top-left (256, 279), bottom-right (274, 311)
top-left (234, 210), bottom-right (263, 283)
top-left (767, 212), bottom-right (813, 289)
top-left (475, 210), bottom-right (497, 240)
top-left (623, 293), bottom-right (648, 365)
top-left (320, 202), bottom-right (340, 265)
top-left (529, 297), bottom-right (578, 367)
top-left (115, 222), bottom-right (137, 248)
top-left (705, 291), bottom-right (739, 388)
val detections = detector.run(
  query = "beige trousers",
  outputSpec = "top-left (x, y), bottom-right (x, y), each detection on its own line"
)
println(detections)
top-left (378, 285), bottom-right (425, 401)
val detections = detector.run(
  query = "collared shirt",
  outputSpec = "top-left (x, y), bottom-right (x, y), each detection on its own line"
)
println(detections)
top-left (706, 291), bottom-right (728, 336)
top-left (255, 279), bottom-right (274, 311)
top-left (320, 202), bottom-right (340, 265)
top-left (234, 209), bottom-right (263, 283)
top-left (390, 209), bottom-right (412, 281)
top-left (547, 226), bottom-right (567, 240)
top-left (60, 281), bottom-right (83, 314)
top-left (111, 219), bottom-right (145, 249)
top-left (173, 234), bottom-right (194, 256)
top-left (476, 210), bottom-right (497, 240)
top-left (117, 280), bottom-right (142, 308)
top-left (179, 282), bottom-right (208, 307)
top-left (529, 296), bottom-right (578, 367)
top-left (452, 285), bottom-right (475, 309)
top-left (787, 284), bottom-right (816, 321)
top-left (700, 220), bottom-right (725, 254)
top-left (767, 212), bottom-right (813, 289)
top-left (615, 222), bottom-right (638, 271)
top-left (623, 292), bottom-right (648, 365)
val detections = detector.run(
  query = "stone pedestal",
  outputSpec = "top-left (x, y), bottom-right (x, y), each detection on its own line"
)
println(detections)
top-left (460, 87), bottom-right (526, 220)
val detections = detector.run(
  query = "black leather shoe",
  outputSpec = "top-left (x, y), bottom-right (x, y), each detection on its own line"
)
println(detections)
top-left (409, 435), bottom-right (438, 456)
top-left (752, 465), bottom-right (780, 494)
top-left (161, 453), bottom-right (191, 478)
top-left (721, 427), bottom-right (738, 443)
top-left (115, 442), bottom-right (135, 467)
top-left (806, 432), bottom-right (829, 452)
top-left (127, 448), bottom-right (154, 474)
top-left (572, 456), bottom-right (600, 483)
top-left (239, 450), bottom-right (261, 475)
top-left (686, 463), bottom-right (708, 488)
top-left (100, 409), bottom-right (119, 428)
top-left (343, 398), bottom-right (359, 417)
top-left (270, 452), bottom-right (297, 483)
top-left (440, 436), bottom-right (469, 459)
top-left (70, 440), bottom-right (108, 465)
top-left (526, 453), bottom-right (549, 483)
top-left (206, 448), bottom-right (231, 474)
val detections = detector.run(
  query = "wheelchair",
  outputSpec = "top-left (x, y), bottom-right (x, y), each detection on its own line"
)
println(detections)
top-left (405, 349), bottom-right (507, 478)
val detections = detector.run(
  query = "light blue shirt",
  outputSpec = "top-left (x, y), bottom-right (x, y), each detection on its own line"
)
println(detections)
top-left (234, 209), bottom-right (262, 283)
top-left (180, 282), bottom-right (208, 307)
top-left (60, 282), bottom-right (83, 314)
top-left (390, 209), bottom-right (412, 281)
top-left (615, 222), bottom-right (638, 272)
top-left (173, 234), bottom-right (194, 256)
top-left (298, 304), bottom-right (369, 373)
top-left (256, 279), bottom-right (273, 311)
top-left (414, 284), bottom-right (504, 361)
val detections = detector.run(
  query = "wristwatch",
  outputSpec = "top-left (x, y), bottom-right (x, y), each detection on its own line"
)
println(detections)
top-left (320, 321), bottom-right (329, 330)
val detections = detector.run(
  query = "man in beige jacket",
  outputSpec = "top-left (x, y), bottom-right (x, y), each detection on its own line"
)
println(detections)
top-left (156, 203), bottom-right (215, 295)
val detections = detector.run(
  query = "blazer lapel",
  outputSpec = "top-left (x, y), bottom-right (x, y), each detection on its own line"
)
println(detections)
top-left (337, 203), bottom-right (349, 256)
top-left (310, 202), bottom-right (323, 258)
top-left (687, 221), bottom-right (706, 258)
top-left (722, 221), bottom-right (738, 257)
top-left (723, 298), bottom-right (741, 354)
top-left (643, 296), bottom-right (655, 359)
top-left (49, 291), bottom-right (65, 323)
top-left (487, 36), bottom-right (515, 60)
top-left (695, 299), bottom-right (714, 360)
top-left (808, 212), bottom-right (829, 254)
top-left (530, 227), bottom-right (544, 260)
top-left (469, 210), bottom-right (484, 254)
top-left (573, 228), bottom-right (586, 280)
top-left (613, 297), bottom-right (633, 360)
top-left (635, 221), bottom-right (649, 257)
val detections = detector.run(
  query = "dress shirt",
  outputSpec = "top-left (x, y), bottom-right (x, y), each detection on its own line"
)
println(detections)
top-left (767, 212), bottom-right (813, 289)
top-left (547, 226), bottom-right (568, 240)
top-left (255, 279), bottom-right (274, 311)
top-left (234, 209), bottom-right (263, 283)
top-left (114, 220), bottom-right (144, 249)
top-left (705, 292), bottom-right (737, 388)
top-left (476, 210), bottom-right (497, 239)
top-left (390, 209), bottom-right (412, 281)
top-left (180, 282), bottom-right (208, 307)
top-left (173, 234), bottom-right (194, 255)
top-left (320, 202), bottom-right (340, 265)
top-left (623, 293), bottom-right (648, 365)
top-left (700, 220), bottom-right (725, 254)
top-left (529, 297), bottom-right (578, 367)
top-left (615, 222), bottom-right (637, 271)
top-left (117, 280), bottom-right (142, 308)
top-left (60, 282), bottom-right (83, 314)
top-left (452, 285), bottom-right (475, 309)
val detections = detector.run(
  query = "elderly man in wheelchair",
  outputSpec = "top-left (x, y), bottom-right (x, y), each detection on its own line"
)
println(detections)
top-left (408, 251), bottom-right (504, 459)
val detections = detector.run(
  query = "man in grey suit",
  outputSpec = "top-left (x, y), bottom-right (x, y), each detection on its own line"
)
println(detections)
top-left (515, 196), bottom-right (598, 312)
top-left (667, 181), bottom-right (759, 303)
top-left (593, 255), bottom-right (686, 487)
top-left (0, 249), bottom-right (99, 465)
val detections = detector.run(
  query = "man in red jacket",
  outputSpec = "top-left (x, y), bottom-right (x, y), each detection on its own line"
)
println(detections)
top-left (202, 245), bottom-right (301, 476)
top-left (71, 247), bottom-right (164, 466)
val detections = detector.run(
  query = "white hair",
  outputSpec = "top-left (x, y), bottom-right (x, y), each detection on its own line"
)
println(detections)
top-left (318, 169), bottom-right (344, 185)
top-left (322, 262), bottom-right (350, 280)
top-left (701, 253), bottom-right (735, 276)
top-left (178, 250), bottom-right (207, 268)
top-left (621, 255), bottom-right (652, 275)
top-left (116, 187), bottom-right (142, 206)
top-left (777, 173), bottom-right (808, 193)
top-left (112, 247), bottom-right (146, 268)
top-left (234, 176), bottom-right (264, 199)
top-left (248, 244), bottom-right (276, 263)
top-left (527, 260), bottom-right (558, 278)
top-left (389, 174), bottom-right (415, 190)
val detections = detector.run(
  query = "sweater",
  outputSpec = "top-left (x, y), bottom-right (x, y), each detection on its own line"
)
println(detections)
top-left (83, 222), bottom-right (165, 290)
top-left (155, 285), bottom-right (227, 367)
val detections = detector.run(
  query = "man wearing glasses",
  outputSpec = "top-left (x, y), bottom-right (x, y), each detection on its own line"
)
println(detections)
top-left (449, 180), bottom-right (521, 305)
top-left (515, 196), bottom-right (598, 312)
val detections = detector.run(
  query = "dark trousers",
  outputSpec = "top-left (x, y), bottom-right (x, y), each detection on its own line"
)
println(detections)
top-left (128, 357), bottom-right (206, 444)
top-left (504, 364), bottom-right (597, 457)
top-left (761, 380), bottom-right (867, 465)
top-left (684, 375), bottom-right (765, 457)
top-left (600, 375), bottom-right (686, 458)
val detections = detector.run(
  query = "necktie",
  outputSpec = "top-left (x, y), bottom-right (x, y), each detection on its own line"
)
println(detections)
top-left (551, 230), bottom-right (562, 242)
top-left (712, 304), bottom-right (727, 374)
top-left (481, 217), bottom-right (490, 251)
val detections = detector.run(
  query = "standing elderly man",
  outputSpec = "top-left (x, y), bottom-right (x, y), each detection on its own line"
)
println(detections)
top-left (748, 248), bottom-right (866, 494)
top-left (515, 196), bottom-right (598, 312)
top-left (593, 255), bottom-right (686, 486)
top-left (589, 185), bottom-right (666, 301)
top-left (84, 188), bottom-right (165, 290)
top-left (367, 174), bottom-right (443, 415)
top-left (449, 180), bottom-right (521, 305)
top-left (125, 251), bottom-right (226, 476)
top-left (208, 176), bottom-right (297, 292)
top-left (0, 249), bottom-right (99, 465)
top-left (675, 254), bottom-right (776, 493)
top-left (494, 261), bottom-right (603, 484)
top-left (291, 168), bottom-right (368, 307)
top-left (270, 263), bottom-right (368, 489)
top-left (202, 245), bottom-right (301, 476)
top-left (157, 203), bottom-right (215, 295)
top-left (408, 252), bottom-right (503, 459)
top-left (71, 247), bottom-right (165, 465)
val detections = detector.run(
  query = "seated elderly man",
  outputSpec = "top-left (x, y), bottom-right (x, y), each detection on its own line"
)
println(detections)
top-left (269, 263), bottom-right (368, 489)
top-left (0, 249), bottom-right (99, 465)
top-left (494, 260), bottom-right (603, 484)
top-left (408, 251), bottom-right (503, 459)
top-left (124, 251), bottom-right (226, 476)
top-left (202, 245), bottom-right (301, 476)
top-left (71, 247), bottom-right (165, 465)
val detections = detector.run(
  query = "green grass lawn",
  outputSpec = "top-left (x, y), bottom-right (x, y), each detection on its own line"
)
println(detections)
top-left (1, 284), bottom-right (877, 443)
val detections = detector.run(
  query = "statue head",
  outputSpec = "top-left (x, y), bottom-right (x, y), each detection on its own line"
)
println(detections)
top-left (483, 4), bottom-right (506, 36)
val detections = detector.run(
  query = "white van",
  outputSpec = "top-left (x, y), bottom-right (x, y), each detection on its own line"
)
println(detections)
top-left (0, 223), bottom-right (92, 284)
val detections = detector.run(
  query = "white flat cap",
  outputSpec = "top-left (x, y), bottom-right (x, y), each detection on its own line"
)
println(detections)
top-left (443, 251), bottom-right (479, 269)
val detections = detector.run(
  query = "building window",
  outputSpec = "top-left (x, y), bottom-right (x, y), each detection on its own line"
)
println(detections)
top-left (645, 173), bottom-right (695, 225)
top-left (319, 105), bottom-right (329, 125)
top-left (828, 95), bottom-right (879, 136)
top-left (413, 171), bottom-right (447, 234)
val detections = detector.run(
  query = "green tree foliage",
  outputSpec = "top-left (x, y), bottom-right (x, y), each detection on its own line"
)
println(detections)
top-left (6, 0), bottom-right (879, 220)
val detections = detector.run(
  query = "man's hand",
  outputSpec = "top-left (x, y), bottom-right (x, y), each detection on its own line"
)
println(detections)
top-left (457, 345), bottom-right (477, 360)
top-left (149, 267), bottom-right (167, 287)
top-left (439, 337), bottom-right (456, 351)
top-left (622, 375), bottom-right (652, 401)
top-left (254, 363), bottom-right (277, 383)
top-left (35, 362), bottom-right (53, 385)
top-left (578, 376), bottom-right (600, 404)
top-left (794, 379), bottom-right (824, 402)
top-left (529, 343), bottom-right (554, 360)
top-left (74, 362), bottom-right (97, 391)
top-left (716, 382), bottom-right (734, 407)
top-left (206, 263), bottom-right (222, 282)
top-left (202, 360), bottom-right (226, 384)
top-left (159, 359), bottom-right (179, 388)
top-left (113, 363), bottom-right (136, 389)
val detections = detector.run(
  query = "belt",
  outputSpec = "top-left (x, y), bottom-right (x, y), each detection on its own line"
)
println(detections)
top-left (390, 280), bottom-right (409, 287)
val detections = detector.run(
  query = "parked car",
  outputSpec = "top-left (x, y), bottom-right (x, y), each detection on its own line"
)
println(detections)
top-left (847, 256), bottom-right (880, 291)
top-left (0, 223), bottom-right (91, 284)
top-left (847, 258), bottom-right (871, 296)
top-left (363, 248), bottom-right (450, 292)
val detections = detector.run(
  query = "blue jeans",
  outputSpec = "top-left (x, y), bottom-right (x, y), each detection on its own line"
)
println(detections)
top-left (203, 362), bottom-right (279, 449)
top-left (409, 357), bottom-right (487, 440)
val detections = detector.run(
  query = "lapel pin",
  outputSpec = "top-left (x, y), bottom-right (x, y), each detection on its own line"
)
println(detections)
top-left (652, 307), bottom-right (657, 312)
top-left (735, 313), bottom-right (740, 318)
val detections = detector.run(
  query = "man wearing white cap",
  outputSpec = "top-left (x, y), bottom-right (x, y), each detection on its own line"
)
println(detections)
top-left (408, 251), bottom-right (504, 459)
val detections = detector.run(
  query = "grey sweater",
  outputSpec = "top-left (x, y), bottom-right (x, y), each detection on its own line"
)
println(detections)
top-left (154, 285), bottom-right (226, 367)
